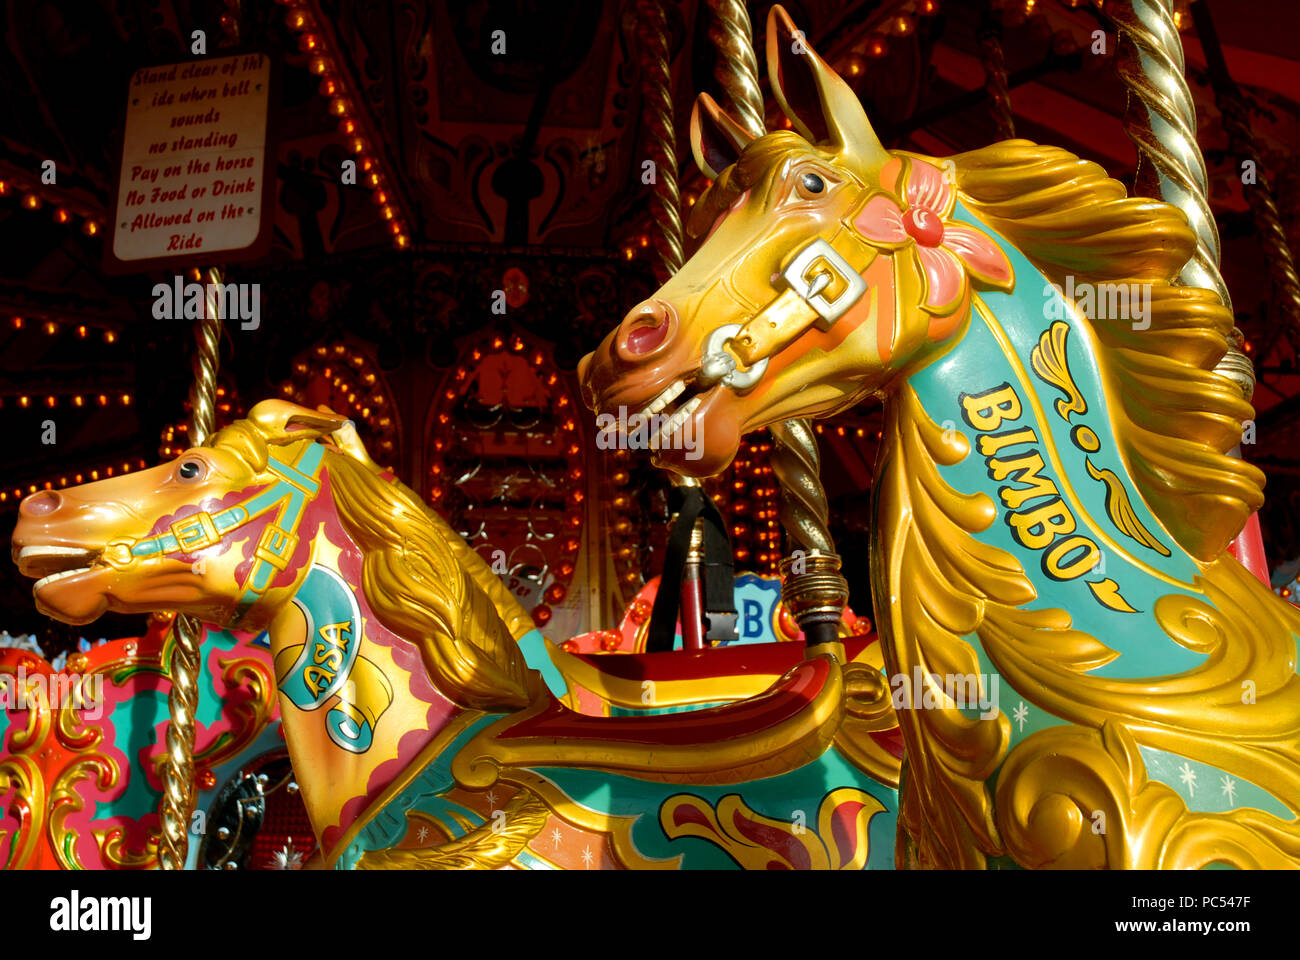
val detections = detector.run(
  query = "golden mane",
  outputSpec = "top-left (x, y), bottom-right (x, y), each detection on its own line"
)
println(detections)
top-left (210, 421), bottom-right (535, 711)
top-left (947, 139), bottom-right (1263, 560)
top-left (325, 451), bottom-right (536, 710)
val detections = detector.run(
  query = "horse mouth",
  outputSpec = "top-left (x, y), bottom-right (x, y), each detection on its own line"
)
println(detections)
top-left (598, 376), bottom-right (711, 451)
top-left (16, 545), bottom-right (104, 591)
top-left (596, 323), bottom-right (769, 450)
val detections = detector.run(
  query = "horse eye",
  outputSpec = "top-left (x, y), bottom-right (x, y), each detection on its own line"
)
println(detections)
top-left (800, 172), bottom-right (825, 195)
top-left (177, 460), bottom-right (204, 481)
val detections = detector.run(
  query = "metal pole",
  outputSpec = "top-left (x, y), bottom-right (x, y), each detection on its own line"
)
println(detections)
top-left (1108, 0), bottom-right (1266, 573)
top-left (157, 268), bottom-right (222, 871)
top-left (705, 0), bottom-right (849, 654)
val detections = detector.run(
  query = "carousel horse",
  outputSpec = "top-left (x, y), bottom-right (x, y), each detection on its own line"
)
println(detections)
top-left (580, 5), bottom-right (1300, 869)
top-left (12, 399), bottom-right (902, 869)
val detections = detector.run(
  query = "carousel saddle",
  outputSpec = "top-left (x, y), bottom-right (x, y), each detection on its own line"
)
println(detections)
top-left (548, 634), bottom-right (880, 712)
top-left (453, 647), bottom-right (867, 787)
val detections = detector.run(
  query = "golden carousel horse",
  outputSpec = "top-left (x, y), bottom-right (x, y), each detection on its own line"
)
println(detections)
top-left (10, 4), bottom-right (1300, 871)
top-left (12, 400), bottom-right (900, 869)
top-left (580, 5), bottom-right (1300, 868)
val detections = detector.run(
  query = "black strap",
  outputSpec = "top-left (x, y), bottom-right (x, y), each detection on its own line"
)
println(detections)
top-left (698, 499), bottom-right (736, 621)
top-left (646, 486), bottom-right (737, 652)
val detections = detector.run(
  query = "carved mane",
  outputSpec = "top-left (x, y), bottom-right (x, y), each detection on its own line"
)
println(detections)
top-left (210, 418), bottom-right (535, 711)
top-left (948, 140), bottom-right (1263, 561)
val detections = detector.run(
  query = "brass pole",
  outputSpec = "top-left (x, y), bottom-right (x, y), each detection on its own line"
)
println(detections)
top-left (977, 12), bottom-right (1016, 141)
top-left (703, 1), bottom-right (848, 652)
top-left (705, 0), bottom-right (766, 141)
top-left (156, 3), bottom-right (241, 872)
top-left (1109, 0), bottom-right (1258, 533)
top-left (1110, 0), bottom-right (1229, 305)
top-left (157, 267), bottom-right (223, 870)
top-left (636, 0), bottom-right (684, 282)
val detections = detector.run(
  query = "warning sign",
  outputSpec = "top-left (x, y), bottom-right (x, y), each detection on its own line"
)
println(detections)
top-left (108, 52), bottom-right (273, 271)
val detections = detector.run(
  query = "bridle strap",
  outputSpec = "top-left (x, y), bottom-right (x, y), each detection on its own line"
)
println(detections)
top-left (730, 223), bottom-right (877, 369)
top-left (128, 442), bottom-right (327, 625)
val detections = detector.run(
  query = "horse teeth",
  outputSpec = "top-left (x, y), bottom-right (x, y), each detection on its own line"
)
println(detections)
top-left (19, 546), bottom-right (88, 559)
top-left (644, 379), bottom-right (685, 417)
top-left (653, 396), bottom-right (702, 446)
top-left (33, 567), bottom-right (92, 590)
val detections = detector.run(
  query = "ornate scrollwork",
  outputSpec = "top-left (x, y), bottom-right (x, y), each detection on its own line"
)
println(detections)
top-left (881, 382), bottom-right (1300, 869)
top-left (660, 788), bottom-right (885, 870)
top-left (355, 786), bottom-right (548, 870)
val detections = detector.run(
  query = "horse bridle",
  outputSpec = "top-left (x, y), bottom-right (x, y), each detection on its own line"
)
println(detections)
top-left (697, 213), bottom-right (877, 390)
top-left (123, 441), bottom-right (326, 625)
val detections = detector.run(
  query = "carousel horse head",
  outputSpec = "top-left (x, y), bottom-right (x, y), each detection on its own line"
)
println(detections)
top-left (12, 402), bottom-right (350, 628)
top-left (581, 4), bottom-right (982, 476)
top-left (11, 398), bottom-right (534, 710)
top-left (581, 4), bottom-right (1259, 557)
top-left (13, 398), bottom-right (540, 853)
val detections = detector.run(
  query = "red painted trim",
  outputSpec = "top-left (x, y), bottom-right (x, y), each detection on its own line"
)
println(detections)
top-left (568, 634), bottom-right (877, 683)
top-left (1228, 512), bottom-right (1270, 586)
top-left (868, 725), bottom-right (905, 760)
top-left (500, 658), bottom-right (832, 746)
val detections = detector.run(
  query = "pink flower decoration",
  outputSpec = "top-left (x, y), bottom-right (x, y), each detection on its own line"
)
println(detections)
top-left (855, 158), bottom-right (1013, 314)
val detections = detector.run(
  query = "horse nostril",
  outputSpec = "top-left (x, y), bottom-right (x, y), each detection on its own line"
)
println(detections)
top-left (20, 490), bottom-right (62, 517)
top-left (620, 301), bottom-right (675, 357)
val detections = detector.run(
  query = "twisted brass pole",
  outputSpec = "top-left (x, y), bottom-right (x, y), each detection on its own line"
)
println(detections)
top-left (977, 15), bottom-right (1016, 141)
top-left (768, 419), bottom-right (832, 555)
top-left (1190, 0), bottom-right (1300, 346)
top-left (1109, 0), bottom-right (1230, 308)
top-left (705, 0), bottom-right (766, 142)
top-left (158, 267), bottom-right (223, 870)
top-left (636, 0), bottom-right (684, 282)
top-left (156, 7), bottom-right (240, 870)
top-left (704, 1), bottom-right (847, 648)
top-left (1109, 0), bottom-right (1260, 563)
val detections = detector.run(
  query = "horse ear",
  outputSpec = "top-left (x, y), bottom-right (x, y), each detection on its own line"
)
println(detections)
top-left (765, 5), bottom-right (889, 174)
top-left (328, 415), bottom-right (386, 474)
top-left (245, 399), bottom-right (348, 446)
top-left (691, 92), bottom-right (756, 180)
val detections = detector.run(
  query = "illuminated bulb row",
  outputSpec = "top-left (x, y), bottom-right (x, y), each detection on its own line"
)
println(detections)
top-left (278, 1), bottom-right (410, 249)
top-left (718, 435), bottom-right (780, 573)
top-left (833, 0), bottom-right (942, 75)
top-left (9, 315), bottom-right (119, 341)
top-left (280, 342), bottom-right (393, 451)
top-left (1, 458), bottom-right (151, 503)
top-left (814, 421), bottom-right (880, 440)
top-left (0, 180), bottom-right (102, 236)
top-left (4, 393), bottom-right (130, 409)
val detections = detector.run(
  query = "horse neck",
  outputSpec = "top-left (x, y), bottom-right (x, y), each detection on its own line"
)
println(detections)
top-left (872, 245), bottom-right (1300, 867)
top-left (881, 265), bottom-right (1207, 663)
top-left (264, 482), bottom-right (462, 861)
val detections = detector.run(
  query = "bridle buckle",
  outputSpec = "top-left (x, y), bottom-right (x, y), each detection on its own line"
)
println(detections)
top-left (170, 512), bottom-right (221, 552)
top-left (781, 237), bottom-right (867, 329)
